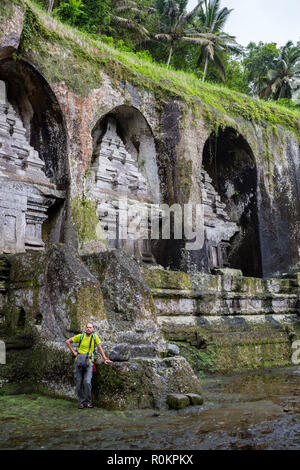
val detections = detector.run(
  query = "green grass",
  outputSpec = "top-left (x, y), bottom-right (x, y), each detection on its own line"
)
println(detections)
top-left (8, 0), bottom-right (300, 138)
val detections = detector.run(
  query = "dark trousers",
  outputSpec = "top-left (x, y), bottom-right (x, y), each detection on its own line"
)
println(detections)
top-left (74, 362), bottom-right (93, 405)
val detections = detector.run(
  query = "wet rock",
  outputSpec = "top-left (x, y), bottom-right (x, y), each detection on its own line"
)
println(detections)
top-left (186, 393), bottom-right (204, 406)
top-left (109, 343), bottom-right (131, 362)
top-left (166, 393), bottom-right (190, 410)
top-left (167, 343), bottom-right (180, 356)
top-left (212, 268), bottom-right (243, 278)
top-left (0, 4), bottom-right (25, 59)
top-left (283, 406), bottom-right (292, 412)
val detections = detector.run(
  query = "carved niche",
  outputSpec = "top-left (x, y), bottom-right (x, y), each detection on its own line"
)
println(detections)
top-left (91, 116), bottom-right (156, 262)
top-left (201, 168), bottom-right (239, 270)
top-left (0, 80), bottom-right (60, 253)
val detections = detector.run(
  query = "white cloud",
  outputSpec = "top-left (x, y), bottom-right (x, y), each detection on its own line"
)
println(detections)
top-left (188, 0), bottom-right (300, 47)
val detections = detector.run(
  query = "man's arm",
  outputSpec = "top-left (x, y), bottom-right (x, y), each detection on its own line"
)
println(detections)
top-left (66, 338), bottom-right (78, 357)
top-left (97, 344), bottom-right (112, 364)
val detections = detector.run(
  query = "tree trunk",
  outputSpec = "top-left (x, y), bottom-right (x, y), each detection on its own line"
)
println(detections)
top-left (202, 52), bottom-right (208, 82)
top-left (48, 0), bottom-right (55, 12)
top-left (167, 45), bottom-right (173, 68)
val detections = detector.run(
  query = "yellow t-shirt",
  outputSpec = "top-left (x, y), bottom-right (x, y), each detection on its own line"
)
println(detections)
top-left (72, 333), bottom-right (101, 363)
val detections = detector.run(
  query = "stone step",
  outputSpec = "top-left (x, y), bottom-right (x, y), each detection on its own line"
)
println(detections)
top-left (113, 330), bottom-right (162, 346)
top-left (158, 313), bottom-right (300, 332)
top-left (107, 342), bottom-right (162, 361)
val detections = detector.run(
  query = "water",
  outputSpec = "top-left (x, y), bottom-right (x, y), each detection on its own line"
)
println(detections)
top-left (0, 366), bottom-right (299, 450)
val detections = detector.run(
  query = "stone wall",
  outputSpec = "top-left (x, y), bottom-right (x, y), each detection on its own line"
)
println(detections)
top-left (142, 265), bottom-right (300, 373)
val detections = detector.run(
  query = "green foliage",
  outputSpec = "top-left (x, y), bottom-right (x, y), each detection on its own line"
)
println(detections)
top-left (53, 0), bottom-right (85, 25)
top-left (259, 41), bottom-right (300, 100)
top-left (18, 4), bottom-right (47, 53)
top-left (243, 41), bottom-right (280, 95)
top-left (151, 0), bottom-right (214, 67)
top-left (17, 1), bottom-right (300, 139)
top-left (80, 0), bottom-right (112, 33)
top-left (173, 341), bottom-right (217, 375)
top-left (18, 4), bottom-right (103, 96)
top-left (276, 98), bottom-right (300, 110)
top-left (224, 58), bottom-right (251, 95)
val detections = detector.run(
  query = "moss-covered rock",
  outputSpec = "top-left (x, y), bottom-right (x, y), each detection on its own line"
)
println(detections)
top-left (71, 196), bottom-right (107, 251)
top-left (83, 251), bottom-right (157, 324)
top-left (3, 245), bottom-right (107, 339)
top-left (166, 393), bottom-right (189, 410)
top-left (142, 266), bottom-right (193, 291)
top-left (168, 325), bottom-right (295, 374)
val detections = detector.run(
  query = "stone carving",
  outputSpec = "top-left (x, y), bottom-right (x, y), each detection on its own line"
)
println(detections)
top-left (92, 117), bottom-right (156, 262)
top-left (201, 168), bottom-right (239, 269)
top-left (0, 80), bottom-right (60, 253)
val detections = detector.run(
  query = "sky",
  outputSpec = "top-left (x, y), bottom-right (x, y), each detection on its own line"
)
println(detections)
top-left (187, 0), bottom-right (300, 47)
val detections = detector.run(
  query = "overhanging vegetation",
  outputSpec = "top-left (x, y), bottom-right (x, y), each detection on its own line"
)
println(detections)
top-left (2, 0), bottom-right (299, 138)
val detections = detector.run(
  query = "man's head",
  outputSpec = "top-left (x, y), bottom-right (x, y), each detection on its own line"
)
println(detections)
top-left (85, 322), bottom-right (94, 335)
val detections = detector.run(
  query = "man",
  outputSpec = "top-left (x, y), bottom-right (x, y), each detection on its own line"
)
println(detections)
top-left (66, 322), bottom-right (112, 409)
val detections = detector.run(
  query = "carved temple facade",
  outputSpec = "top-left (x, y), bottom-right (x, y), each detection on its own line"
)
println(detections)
top-left (0, 79), bottom-right (241, 272)
top-left (0, 80), bottom-right (62, 254)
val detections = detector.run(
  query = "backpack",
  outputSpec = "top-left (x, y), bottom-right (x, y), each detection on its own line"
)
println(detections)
top-left (78, 332), bottom-right (97, 363)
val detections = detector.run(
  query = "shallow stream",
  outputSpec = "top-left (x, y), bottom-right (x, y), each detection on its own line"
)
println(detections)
top-left (0, 366), bottom-right (299, 450)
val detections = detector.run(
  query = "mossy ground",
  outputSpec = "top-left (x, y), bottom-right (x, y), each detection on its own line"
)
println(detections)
top-left (0, 366), bottom-right (299, 449)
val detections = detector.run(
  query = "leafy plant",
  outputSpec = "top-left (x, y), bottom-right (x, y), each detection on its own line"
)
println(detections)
top-left (260, 41), bottom-right (300, 100)
top-left (54, 0), bottom-right (85, 25)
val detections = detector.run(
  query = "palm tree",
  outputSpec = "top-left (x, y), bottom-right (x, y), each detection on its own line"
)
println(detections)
top-left (110, 0), bottom-right (213, 68)
top-left (195, 0), bottom-right (241, 81)
top-left (48, 0), bottom-right (55, 12)
top-left (110, 0), bottom-right (154, 39)
top-left (154, 0), bottom-right (214, 67)
top-left (259, 41), bottom-right (300, 100)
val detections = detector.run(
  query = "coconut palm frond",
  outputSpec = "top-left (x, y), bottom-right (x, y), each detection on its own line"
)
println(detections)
top-left (213, 50), bottom-right (227, 81)
top-left (154, 33), bottom-right (173, 42)
top-left (184, 0), bottom-right (205, 24)
top-left (181, 36), bottom-right (213, 46)
top-left (194, 0), bottom-right (238, 81)
top-left (111, 15), bottom-right (150, 37)
top-left (271, 77), bottom-right (282, 94)
top-left (114, 0), bottom-right (140, 9)
top-left (115, 6), bottom-right (144, 15)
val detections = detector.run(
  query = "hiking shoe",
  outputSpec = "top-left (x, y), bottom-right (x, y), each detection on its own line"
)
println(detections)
top-left (86, 403), bottom-right (94, 408)
top-left (78, 403), bottom-right (85, 409)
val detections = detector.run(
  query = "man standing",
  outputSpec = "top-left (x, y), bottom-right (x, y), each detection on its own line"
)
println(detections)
top-left (66, 322), bottom-right (112, 409)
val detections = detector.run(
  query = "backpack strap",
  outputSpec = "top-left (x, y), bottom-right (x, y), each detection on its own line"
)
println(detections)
top-left (92, 333), bottom-right (96, 354)
top-left (78, 332), bottom-right (84, 349)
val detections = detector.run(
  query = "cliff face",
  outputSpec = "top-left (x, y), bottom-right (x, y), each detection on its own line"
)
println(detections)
top-left (1, 1), bottom-right (299, 276)
top-left (0, 1), bottom-right (299, 407)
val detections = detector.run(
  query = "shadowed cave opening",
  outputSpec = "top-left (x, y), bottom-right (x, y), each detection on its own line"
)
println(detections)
top-left (202, 127), bottom-right (262, 278)
top-left (0, 59), bottom-right (68, 251)
top-left (0, 58), bottom-right (69, 190)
